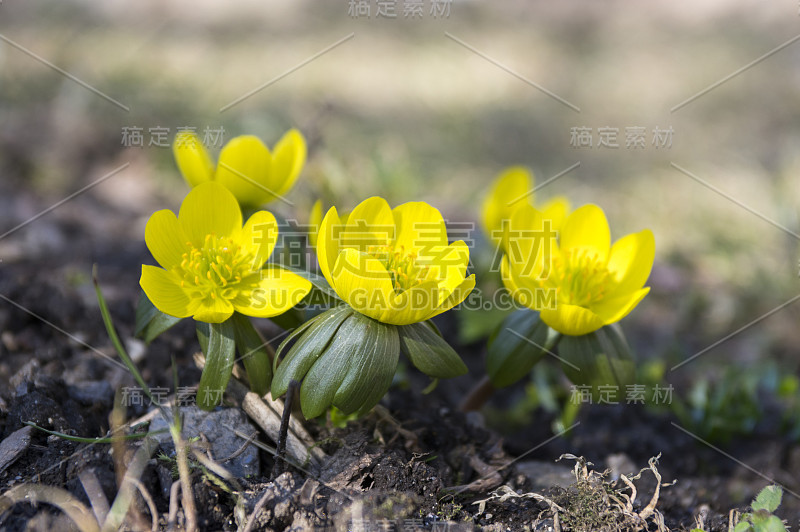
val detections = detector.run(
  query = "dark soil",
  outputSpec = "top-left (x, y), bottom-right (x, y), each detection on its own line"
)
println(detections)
top-left (1, 182), bottom-right (800, 531)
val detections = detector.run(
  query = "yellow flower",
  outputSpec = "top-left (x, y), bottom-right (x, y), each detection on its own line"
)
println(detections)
top-left (502, 204), bottom-right (654, 336)
top-left (173, 129), bottom-right (306, 208)
top-left (140, 182), bottom-right (311, 323)
top-left (482, 166), bottom-right (570, 249)
top-left (308, 199), bottom-right (350, 249)
top-left (316, 197), bottom-right (475, 325)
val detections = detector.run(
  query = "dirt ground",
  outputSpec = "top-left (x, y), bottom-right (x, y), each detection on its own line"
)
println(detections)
top-left (0, 180), bottom-right (799, 531)
top-left (3, 1), bottom-right (800, 530)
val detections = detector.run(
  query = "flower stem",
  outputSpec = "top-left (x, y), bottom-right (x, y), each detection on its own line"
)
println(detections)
top-left (460, 331), bottom-right (562, 412)
top-left (459, 375), bottom-right (496, 412)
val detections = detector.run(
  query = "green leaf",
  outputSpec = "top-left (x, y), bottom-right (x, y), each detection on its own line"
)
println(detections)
top-left (333, 313), bottom-right (400, 416)
top-left (197, 321), bottom-right (210, 354)
top-left (329, 406), bottom-right (359, 428)
top-left (752, 485), bottom-right (783, 513)
top-left (733, 523), bottom-right (751, 532)
top-left (762, 515), bottom-right (788, 532)
top-left (272, 307), bottom-right (402, 418)
top-left (135, 290), bottom-right (183, 344)
top-left (486, 309), bottom-right (554, 388)
top-left (300, 312), bottom-right (368, 418)
top-left (196, 320), bottom-right (236, 410)
top-left (421, 378), bottom-right (439, 395)
top-left (398, 321), bottom-right (467, 379)
top-left (230, 313), bottom-right (272, 396)
top-left (456, 305), bottom-right (511, 344)
top-left (553, 399), bottom-right (581, 434)
top-left (271, 305), bottom-right (352, 399)
top-left (558, 324), bottom-right (635, 397)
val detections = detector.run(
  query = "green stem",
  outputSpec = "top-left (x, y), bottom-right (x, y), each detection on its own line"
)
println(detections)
top-left (460, 330), bottom-right (562, 412)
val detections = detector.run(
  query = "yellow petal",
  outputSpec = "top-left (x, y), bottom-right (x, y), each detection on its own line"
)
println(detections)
top-left (426, 240), bottom-right (470, 296)
top-left (540, 304), bottom-right (605, 336)
top-left (241, 210), bottom-right (279, 269)
top-left (232, 265), bottom-right (311, 318)
top-left (145, 209), bottom-right (188, 269)
top-left (606, 230), bottom-right (655, 295)
top-left (316, 206), bottom-right (343, 287)
top-left (215, 135), bottom-right (272, 207)
top-left (173, 131), bottom-right (214, 188)
top-left (178, 182), bottom-right (243, 247)
top-left (560, 204), bottom-right (610, 261)
top-left (591, 287), bottom-right (650, 325)
top-left (140, 265), bottom-right (195, 319)
top-left (271, 129), bottom-right (307, 198)
top-left (430, 274), bottom-right (476, 319)
top-left (193, 295), bottom-right (235, 324)
top-left (392, 202), bottom-right (448, 254)
top-left (386, 280), bottom-right (441, 325)
top-left (500, 255), bottom-right (521, 296)
top-left (505, 204), bottom-right (556, 281)
top-left (339, 197), bottom-right (394, 252)
top-left (330, 248), bottom-right (395, 321)
top-left (481, 166), bottom-right (532, 247)
top-left (539, 196), bottom-right (570, 232)
top-left (308, 199), bottom-right (323, 249)
top-left (504, 260), bottom-right (553, 310)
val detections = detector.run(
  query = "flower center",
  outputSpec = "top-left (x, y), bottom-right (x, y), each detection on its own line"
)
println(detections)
top-left (540, 248), bottom-right (612, 307)
top-left (175, 233), bottom-right (257, 301)
top-left (368, 244), bottom-right (431, 293)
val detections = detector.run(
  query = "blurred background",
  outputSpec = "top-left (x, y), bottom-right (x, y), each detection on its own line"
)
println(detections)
top-left (2, 0), bottom-right (800, 430)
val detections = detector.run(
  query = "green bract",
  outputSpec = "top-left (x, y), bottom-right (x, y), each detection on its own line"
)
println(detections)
top-left (558, 324), bottom-right (636, 398)
top-left (271, 195), bottom-right (474, 419)
top-left (271, 305), bottom-right (467, 419)
top-left (486, 309), bottom-right (555, 388)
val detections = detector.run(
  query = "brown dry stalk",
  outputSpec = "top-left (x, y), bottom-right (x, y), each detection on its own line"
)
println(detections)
top-left (172, 427), bottom-right (198, 532)
top-left (167, 480), bottom-right (181, 530)
top-left (129, 478), bottom-right (158, 532)
top-left (0, 484), bottom-right (99, 532)
top-left (194, 352), bottom-right (326, 470)
top-left (78, 469), bottom-right (110, 525)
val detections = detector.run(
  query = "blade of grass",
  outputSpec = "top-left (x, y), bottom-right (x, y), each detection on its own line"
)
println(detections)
top-left (24, 422), bottom-right (167, 443)
top-left (93, 266), bottom-right (168, 419)
top-left (101, 437), bottom-right (158, 532)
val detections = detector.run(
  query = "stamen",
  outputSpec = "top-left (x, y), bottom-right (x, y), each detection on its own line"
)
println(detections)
top-left (538, 249), bottom-right (611, 306)
top-left (176, 232), bottom-right (258, 304)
